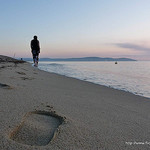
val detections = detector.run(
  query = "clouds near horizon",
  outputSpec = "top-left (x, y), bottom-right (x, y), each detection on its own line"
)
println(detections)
top-left (114, 42), bottom-right (150, 52)
top-left (111, 42), bottom-right (150, 60)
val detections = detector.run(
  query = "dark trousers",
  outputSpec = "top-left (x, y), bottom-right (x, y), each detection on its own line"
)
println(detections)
top-left (32, 50), bottom-right (39, 63)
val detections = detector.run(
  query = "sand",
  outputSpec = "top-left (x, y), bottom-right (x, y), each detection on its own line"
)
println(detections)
top-left (0, 55), bottom-right (150, 150)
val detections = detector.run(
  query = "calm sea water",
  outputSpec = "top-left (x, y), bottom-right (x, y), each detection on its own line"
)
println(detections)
top-left (38, 61), bottom-right (150, 98)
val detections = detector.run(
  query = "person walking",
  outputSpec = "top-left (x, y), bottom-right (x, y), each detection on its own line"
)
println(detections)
top-left (30, 35), bottom-right (40, 66)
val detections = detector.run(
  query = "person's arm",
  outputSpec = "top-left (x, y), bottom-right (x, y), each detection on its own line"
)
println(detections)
top-left (30, 40), bottom-right (33, 52)
top-left (38, 41), bottom-right (40, 53)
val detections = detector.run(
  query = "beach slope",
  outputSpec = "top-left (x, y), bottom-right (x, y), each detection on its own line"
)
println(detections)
top-left (0, 56), bottom-right (150, 150)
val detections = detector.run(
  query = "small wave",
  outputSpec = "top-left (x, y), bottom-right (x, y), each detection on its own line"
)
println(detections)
top-left (39, 63), bottom-right (64, 67)
top-left (46, 63), bottom-right (64, 66)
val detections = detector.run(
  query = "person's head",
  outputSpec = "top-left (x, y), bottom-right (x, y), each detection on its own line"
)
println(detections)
top-left (33, 35), bottom-right (37, 40)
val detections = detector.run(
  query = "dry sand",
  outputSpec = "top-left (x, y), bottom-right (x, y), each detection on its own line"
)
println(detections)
top-left (0, 55), bottom-right (150, 150)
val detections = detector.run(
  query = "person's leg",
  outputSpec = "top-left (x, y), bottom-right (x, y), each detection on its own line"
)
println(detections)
top-left (37, 53), bottom-right (39, 64)
top-left (32, 54), bottom-right (36, 63)
top-left (33, 53), bottom-right (38, 66)
top-left (32, 50), bottom-right (37, 64)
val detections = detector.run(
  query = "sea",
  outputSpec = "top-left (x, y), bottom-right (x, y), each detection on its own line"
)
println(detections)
top-left (38, 61), bottom-right (150, 98)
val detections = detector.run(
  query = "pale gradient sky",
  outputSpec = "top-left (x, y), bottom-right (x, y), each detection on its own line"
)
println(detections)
top-left (0, 0), bottom-right (150, 60)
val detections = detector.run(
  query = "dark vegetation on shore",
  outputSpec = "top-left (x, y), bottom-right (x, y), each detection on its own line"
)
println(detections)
top-left (0, 55), bottom-right (25, 64)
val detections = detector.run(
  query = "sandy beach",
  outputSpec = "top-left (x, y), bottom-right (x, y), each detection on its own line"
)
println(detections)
top-left (0, 55), bottom-right (150, 150)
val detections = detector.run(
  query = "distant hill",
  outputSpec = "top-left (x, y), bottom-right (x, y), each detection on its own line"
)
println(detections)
top-left (22, 57), bottom-right (136, 62)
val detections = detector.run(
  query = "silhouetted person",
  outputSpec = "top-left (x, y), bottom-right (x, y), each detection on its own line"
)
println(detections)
top-left (31, 36), bottom-right (40, 66)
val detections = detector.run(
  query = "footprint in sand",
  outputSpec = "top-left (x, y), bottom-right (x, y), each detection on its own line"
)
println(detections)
top-left (9, 111), bottom-right (64, 146)
top-left (0, 66), bottom-right (6, 69)
top-left (20, 77), bottom-right (34, 80)
top-left (0, 83), bottom-right (12, 89)
top-left (16, 71), bottom-right (26, 75)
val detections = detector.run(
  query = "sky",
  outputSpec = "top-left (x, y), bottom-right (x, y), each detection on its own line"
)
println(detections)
top-left (0, 0), bottom-right (150, 60)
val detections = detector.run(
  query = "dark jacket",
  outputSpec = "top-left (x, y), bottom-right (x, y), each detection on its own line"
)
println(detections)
top-left (31, 39), bottom-right (40, 53)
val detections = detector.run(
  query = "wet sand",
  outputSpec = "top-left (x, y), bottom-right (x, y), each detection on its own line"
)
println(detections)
top-left (0, 55), bottom-right (150, 150)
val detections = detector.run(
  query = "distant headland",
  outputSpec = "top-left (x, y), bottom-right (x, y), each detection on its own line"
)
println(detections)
top-left (22, 57), bottom-right (136, 61)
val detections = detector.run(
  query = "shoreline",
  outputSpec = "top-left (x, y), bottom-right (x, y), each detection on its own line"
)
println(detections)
top-left (38, 65), bottom-right (150, 99)
top-left (1, 56), bottom-right (150, 150)
top-left (42, 69), bottom-right (150, 99)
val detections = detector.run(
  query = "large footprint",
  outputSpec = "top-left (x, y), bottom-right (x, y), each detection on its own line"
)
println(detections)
top-left (10, 111), bottom-right (64, 146)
